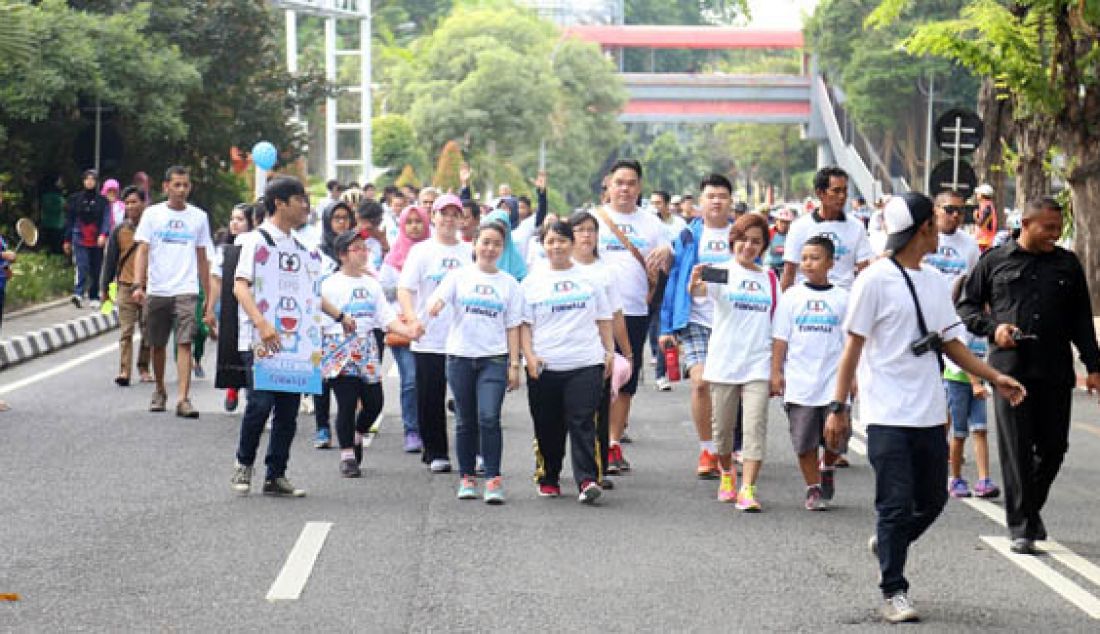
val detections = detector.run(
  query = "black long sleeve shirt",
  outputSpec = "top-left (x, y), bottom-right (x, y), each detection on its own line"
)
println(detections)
top-left (956, 239), bottom-right (1100, 386)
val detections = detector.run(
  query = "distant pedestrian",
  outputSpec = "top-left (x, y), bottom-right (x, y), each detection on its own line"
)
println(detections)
top-left (204, 202), bottom-right (256, 412)
top-left (101, 179), bottom-right (125, 230)
top-left (131, 166), bottom-right (213, 418)
top-left (63, 169), bottom-right (111, 308)
top-left (102, 186), bottom-right (152, 386)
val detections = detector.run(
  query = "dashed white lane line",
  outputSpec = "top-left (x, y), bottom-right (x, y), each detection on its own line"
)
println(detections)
top-left (266, 522), bottom-right (333, 602)
top-left (851, 417), bottom-right (1100, 619)
top-left (0, 341), bottom-right (118, 395)
top-left (980, 536), bottom-right (1100, 619)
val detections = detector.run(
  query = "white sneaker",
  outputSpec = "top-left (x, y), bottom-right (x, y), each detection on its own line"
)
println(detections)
top-left (89, 299), bottom-right (101, 310)
top-left (430, 459), bottom-right (452, 473)
top-left (882, 592), bottom-right (919, 623)
top-left (655, 377), bottom-right (672, 392)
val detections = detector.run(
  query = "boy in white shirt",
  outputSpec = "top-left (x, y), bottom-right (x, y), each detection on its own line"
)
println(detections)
top-left (771, 236), bottom-right (849, 511)
top-left (131, 166), bottom-right (213, 418)
top-left (824, 192), bottom-right (1025, 623)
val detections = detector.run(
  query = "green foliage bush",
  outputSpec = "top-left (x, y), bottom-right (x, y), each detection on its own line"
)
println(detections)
top-left (5, 251), bottom-right (73, 312)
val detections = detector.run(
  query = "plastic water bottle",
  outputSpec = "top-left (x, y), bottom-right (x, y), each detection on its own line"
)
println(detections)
top-left (663, 341), bottom-right (680, 382)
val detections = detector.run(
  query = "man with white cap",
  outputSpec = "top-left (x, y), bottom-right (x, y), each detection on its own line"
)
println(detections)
top-left (973, 183), bottom-right (998, 252)
top-left (825, 192), bottom-right (1025, 623)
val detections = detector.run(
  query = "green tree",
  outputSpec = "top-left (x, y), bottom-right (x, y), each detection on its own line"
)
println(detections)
top-left (869, 0), bottom-right (1100, 308)
top-left (706, 124), bottom-right (816, 201)
top-left (387, 4), bottom-right (626, 205)
top-left (642, 132), bottom-right (700, 195)
top-left (806, 0), bottom-right (979, 189)
top-left (0, 2), bottom-right (33, 72)
top-left (372, 114), bottom-right (425, 177)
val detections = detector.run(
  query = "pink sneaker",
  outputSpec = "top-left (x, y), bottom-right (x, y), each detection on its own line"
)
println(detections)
top-left (717, 472), bottom-right (737, 502)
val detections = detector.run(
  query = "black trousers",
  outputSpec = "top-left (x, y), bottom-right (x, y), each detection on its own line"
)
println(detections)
top-left (994, 379), bottom-right (1072, 540)
top-left (330, 376), bottom-right (384, 450)
top-left (314, 379), bottom-right (332, 431)
top-left (596, 378), bottom-right (611, 477)
top-left (528, 365), bottom-right (603, 488)
top-left (414, 351), bottom-right (449, 463)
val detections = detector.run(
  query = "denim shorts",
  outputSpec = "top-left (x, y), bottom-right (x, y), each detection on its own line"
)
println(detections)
top-left (944, 379), bottom-right (988, 439)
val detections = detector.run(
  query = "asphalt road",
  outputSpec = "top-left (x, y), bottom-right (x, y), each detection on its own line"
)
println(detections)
top-left (3, 335), bottom-right (1100, 632)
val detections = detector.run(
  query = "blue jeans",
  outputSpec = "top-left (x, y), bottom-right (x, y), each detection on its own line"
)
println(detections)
top-left (867, 424), bottom-right (949, 597)
top-left (391, 345), bottom-right (418, 434)
top-left (73, 244), bottom-right (102, 300)
top-left (235, 352), bottom-right (302, 480)
top-left (944, 379), bottom-right (988, 438)
top-left (447, 355), bottom-right (508, 478)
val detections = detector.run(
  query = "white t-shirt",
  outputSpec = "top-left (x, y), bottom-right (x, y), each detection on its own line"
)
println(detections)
top-left (133, 202), bottom-right (213, 297)
top-left (573, 259), bottom-right (624, 314)
top-left (525, 236), bottom-right (546, 269)
top-left (429, 265), bottom-right (524, 358)
top-left (784, 213), bottom-right (872, 289)
top-left (520, 265), bottom-right (612, 371)
top-left (773, 283), bottom-right (849, 406)
top-left (294, 223), bottom-right (322, 251)
top-left (320, 271), bottom-right (396, 336)
top-left (702, 261), bottom-right (779, 384)
top-left (658, 213), bottom-right (687, 244)
top-left (595, 206), bottom-right (671, 316)
top-left (397, 239), bottom-right (473, 353)
top-left (382, 210), bottom-right (400, 248)
top-left (689, 224), bottom-right (732, 328)
top-left (364, 236), bottom-right (385, 273)
top-left (234, 222), bottom-right (321, 352)
top-left (844, 259), bottom-right (964, 428)
top-left (513, 215), bottom-right (538, 262)
top-left (923, 230), bottom-right (980, 287)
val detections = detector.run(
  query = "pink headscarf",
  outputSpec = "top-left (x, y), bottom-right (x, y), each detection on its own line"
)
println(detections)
top-left (384, 205), bottom-right (431, 272)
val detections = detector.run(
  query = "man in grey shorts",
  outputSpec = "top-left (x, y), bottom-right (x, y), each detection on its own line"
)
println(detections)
top-left (132, 166), bottom-right (213, 417)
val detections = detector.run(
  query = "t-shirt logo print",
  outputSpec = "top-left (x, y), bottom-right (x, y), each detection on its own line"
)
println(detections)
top-left (553, 280), bottom-right (577, 293)
top-left (276, 296), bottom-right (303, 353)
top-left (706, 240), bottom-right (728, 252)
top-left (796, 299), bottom-right (841, 331)
top-left (816, 231), bottom-right (850, 256)
top-left (725, 278), bottom-right (770, 312)
top-left (156, 218), bottom-right (193, 244)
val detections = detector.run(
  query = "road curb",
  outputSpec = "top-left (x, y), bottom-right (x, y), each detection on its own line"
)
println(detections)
top-left (4, 297), bottom-right (76, 321)
top-left (0, 311), bottom-right (118, 371)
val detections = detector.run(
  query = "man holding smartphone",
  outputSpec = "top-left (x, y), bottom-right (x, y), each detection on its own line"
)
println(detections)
top-left (825, 192), bottom-right (1025, 624)
top-left (957, 197), bottom-right (1100, 555)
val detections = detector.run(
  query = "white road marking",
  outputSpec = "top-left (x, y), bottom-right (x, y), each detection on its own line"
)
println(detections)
top-left (980, 536), bottom-right (1100, 619)
top-left (266, 522), bottom-right (333, 602)
top-left (0, 341), bottom-right (119, 395)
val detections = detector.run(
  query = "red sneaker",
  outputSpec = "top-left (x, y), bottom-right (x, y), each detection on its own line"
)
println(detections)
top-left (537, 484), bottom-right (561, 497)
top-left (697, 449), bottom-right (719, 479)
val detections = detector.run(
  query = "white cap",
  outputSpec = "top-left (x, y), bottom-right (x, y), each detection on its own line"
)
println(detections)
top-left (975, 183), bottom-right (995, 197)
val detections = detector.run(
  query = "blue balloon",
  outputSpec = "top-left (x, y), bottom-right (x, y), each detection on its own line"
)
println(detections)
top-left (251, 141), bottom-right (277, 171)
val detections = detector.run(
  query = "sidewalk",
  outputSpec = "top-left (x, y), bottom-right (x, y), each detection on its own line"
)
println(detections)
top-left (0, 298), bottom-right (118, 371)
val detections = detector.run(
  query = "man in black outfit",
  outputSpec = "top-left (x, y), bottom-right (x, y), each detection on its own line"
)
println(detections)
top-left (957, 196), bottom-right (1100, 554)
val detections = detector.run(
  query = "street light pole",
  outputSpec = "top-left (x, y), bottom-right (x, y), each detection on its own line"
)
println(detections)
top-left (923, 71), bottom-right (934, 194)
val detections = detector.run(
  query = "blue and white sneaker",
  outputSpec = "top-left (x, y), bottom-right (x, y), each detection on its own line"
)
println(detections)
top-left (313, 427), bottom-right (332, 449)
top-left (457, 476), bottom-right (478, 500)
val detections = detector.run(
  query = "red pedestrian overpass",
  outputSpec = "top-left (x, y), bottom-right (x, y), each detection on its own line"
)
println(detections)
top-left (563, 25), bottom-right (810, 124)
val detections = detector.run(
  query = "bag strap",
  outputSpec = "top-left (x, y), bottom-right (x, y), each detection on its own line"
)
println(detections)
top-left (595, 206), bottom-right (647, 272)
top-left (257, 226), bottom-right (308, 252)
top-left (889, 257), bottom-right (944, 372)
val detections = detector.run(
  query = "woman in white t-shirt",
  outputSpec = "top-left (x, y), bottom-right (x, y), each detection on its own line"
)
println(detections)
top-left (321, 231), bottom-right (418, 478)
top-left (520, 220), bottom-right (614, 504)
top-left (398, 194), bottom-right (473, 473)
top-left (379, 205), bottom-right (431, 453)
top-left (567, 210), bottom-right (633, 487)
top-left (692, 213), bottom-right (779, 512)
top-left (309, 201), bottom-right (352, 448)
top-left (427, 220), bottom-right (523, 504)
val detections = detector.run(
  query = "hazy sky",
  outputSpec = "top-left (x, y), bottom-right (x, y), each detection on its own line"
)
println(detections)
top-left (743, 0), bottom-right (820, 28)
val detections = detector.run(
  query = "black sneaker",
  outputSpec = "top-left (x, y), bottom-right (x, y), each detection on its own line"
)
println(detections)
top-left (1010, 538), bottom-right (1038, 555)
top-left (340, 458), bottom-right (361, 478)
top-left (263, 477), bottom-right (306, 497)
top-left (354, 442), bottom-right (363, 465)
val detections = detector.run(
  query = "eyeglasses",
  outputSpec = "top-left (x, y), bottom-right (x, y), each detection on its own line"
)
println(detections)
top-left (942, 205), bottom-right (965, 215)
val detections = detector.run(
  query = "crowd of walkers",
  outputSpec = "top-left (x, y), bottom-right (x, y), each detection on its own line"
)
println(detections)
top-left (74, 160), bottom-right (1099, 625)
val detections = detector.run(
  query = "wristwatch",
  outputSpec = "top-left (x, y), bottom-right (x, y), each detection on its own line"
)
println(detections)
top-left (827, 400), bottom-right (849, 414)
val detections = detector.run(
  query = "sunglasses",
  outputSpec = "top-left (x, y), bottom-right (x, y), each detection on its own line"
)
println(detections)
top-left (942, 205), bottom-right (966, 215)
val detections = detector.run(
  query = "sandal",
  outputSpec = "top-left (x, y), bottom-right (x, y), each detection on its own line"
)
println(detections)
top-left (115, 375), bottom-right (131, 387)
